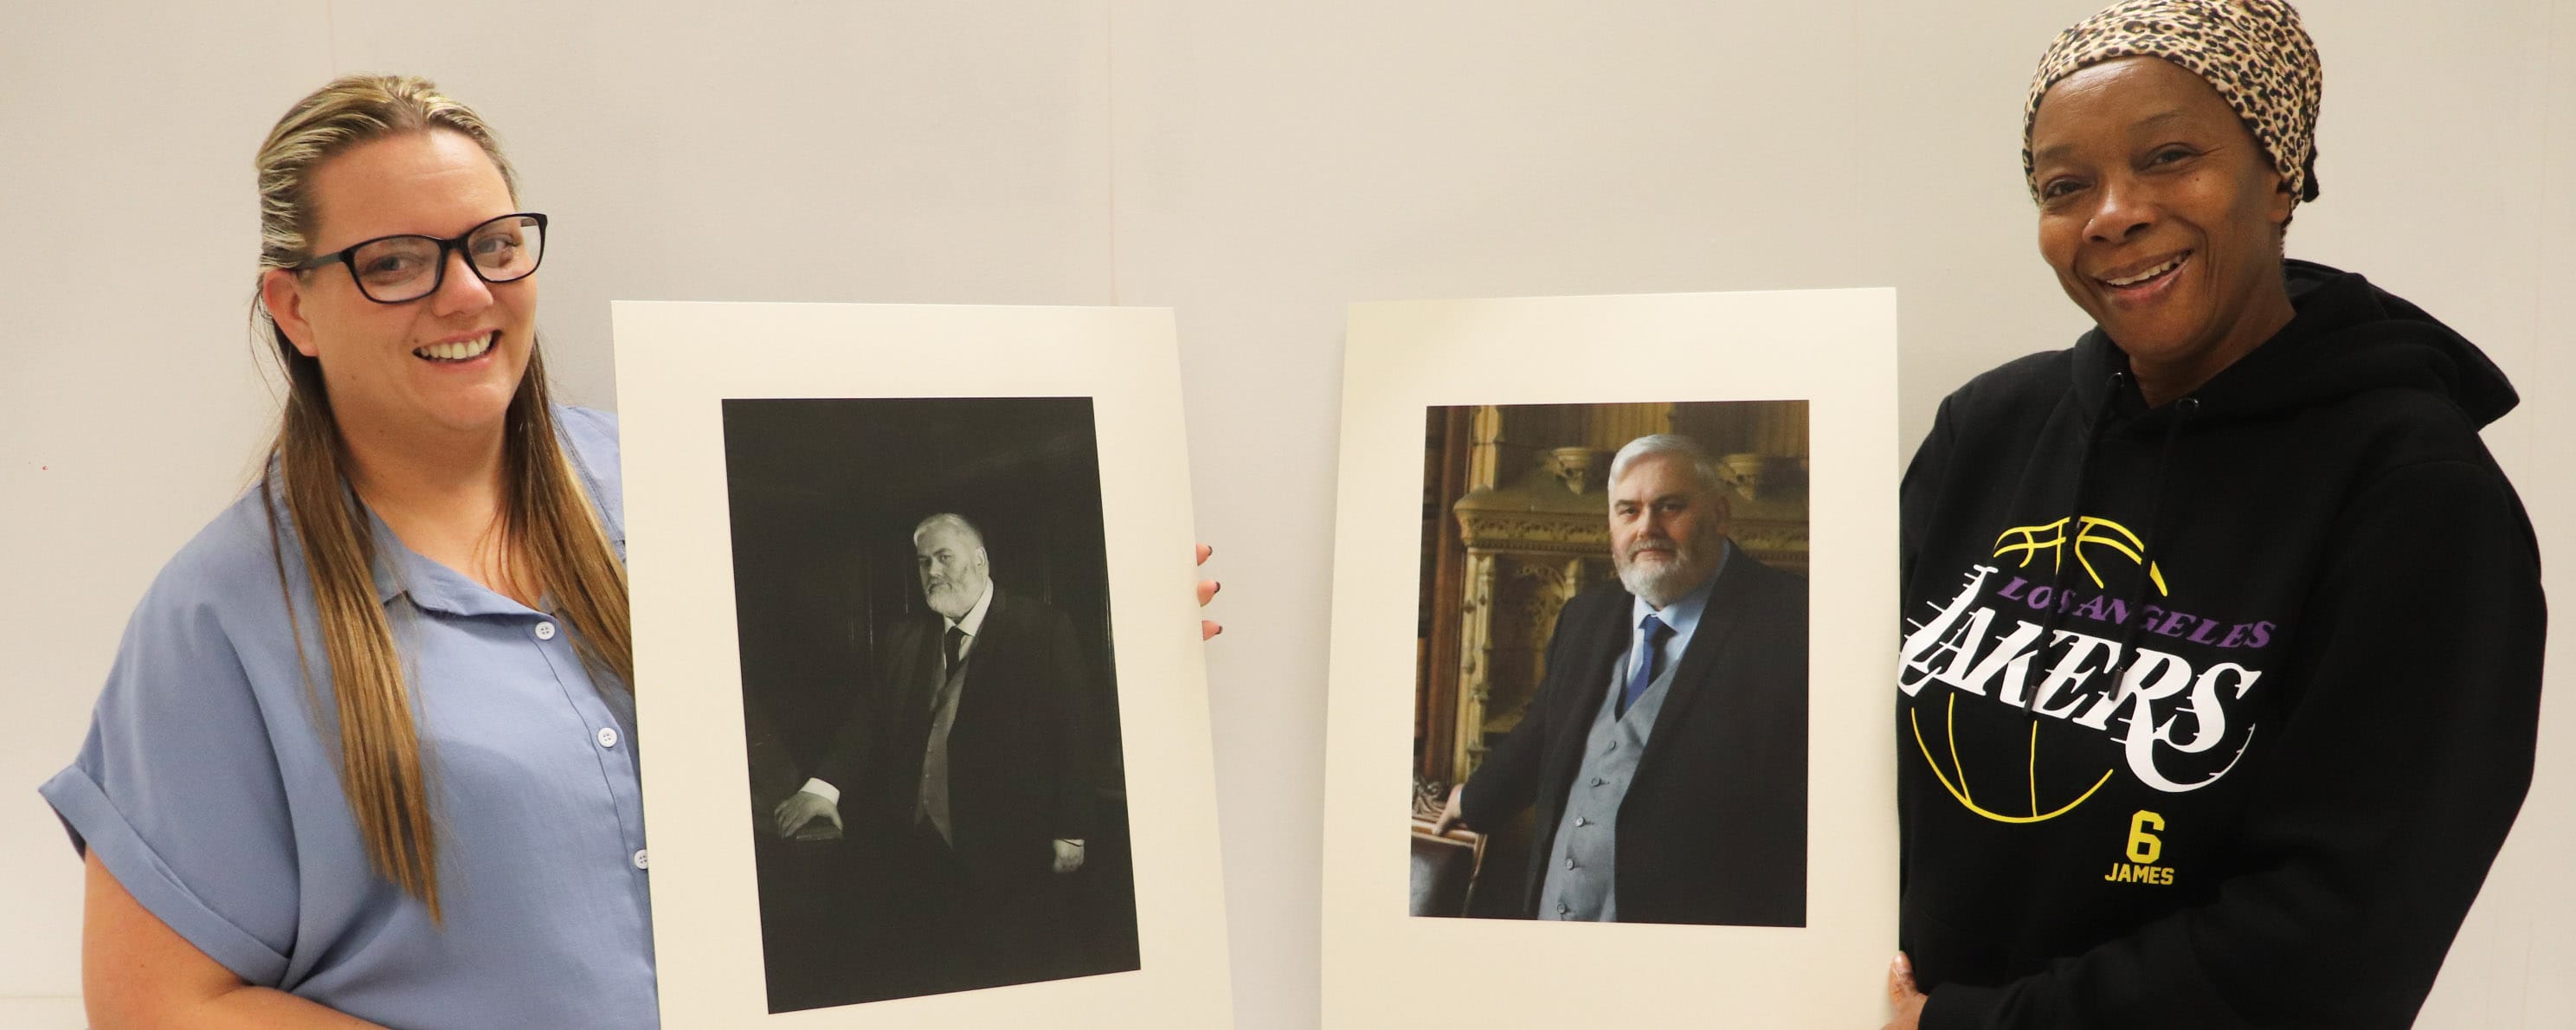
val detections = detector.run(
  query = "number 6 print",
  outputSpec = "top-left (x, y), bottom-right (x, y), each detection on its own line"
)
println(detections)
top-left (2127, 810), bottom-right (2165, 865)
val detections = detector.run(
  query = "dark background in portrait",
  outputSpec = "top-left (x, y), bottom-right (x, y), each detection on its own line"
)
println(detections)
top-left (719, 396), bottom-right (1137, 1012)
top-left (1408, 400), bottom-right (1809, 922)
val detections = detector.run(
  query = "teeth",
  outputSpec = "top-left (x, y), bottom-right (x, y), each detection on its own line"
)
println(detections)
top-left (2104, 254), bottom-right (2185, 287)
top-left (414, 333), bottom-right (495, 362)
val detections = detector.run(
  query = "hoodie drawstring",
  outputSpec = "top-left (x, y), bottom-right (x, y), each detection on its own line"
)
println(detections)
top-left (2022, 378), bottom-right (2197, 718)
top-left (2018, 372), bottom-right (2122, 715)
top-left (2102, 396), bottom-right (2198, 683)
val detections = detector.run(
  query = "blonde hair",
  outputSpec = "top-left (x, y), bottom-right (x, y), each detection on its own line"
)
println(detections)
top-left (252, 74), bottom-right (632, 920)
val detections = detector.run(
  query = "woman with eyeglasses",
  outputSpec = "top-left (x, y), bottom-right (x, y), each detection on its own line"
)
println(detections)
top-left (38, 75), bottom-right (650, 1028)
top-left (40, 74), bottom-right (1218, 1028)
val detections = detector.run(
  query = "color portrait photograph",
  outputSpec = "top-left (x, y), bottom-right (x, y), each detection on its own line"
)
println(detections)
top-left (1322, 289), bottom-right (1897, 1027)
top-left (1410, 401), bottom-right (1811, 927)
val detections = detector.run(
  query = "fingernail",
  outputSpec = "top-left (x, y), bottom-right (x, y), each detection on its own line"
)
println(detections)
top-left (1212, 581), bottom-right (1223, 595)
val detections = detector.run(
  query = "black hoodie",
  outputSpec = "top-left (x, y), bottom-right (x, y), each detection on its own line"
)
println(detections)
top-left (1895, 260), bottom-right (2546, 1028)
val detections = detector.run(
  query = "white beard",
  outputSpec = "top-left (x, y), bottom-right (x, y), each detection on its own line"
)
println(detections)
top-left (1616, 545), bottom-right (1710, 608)
top-left (924, 579), bottom-right (981, 619)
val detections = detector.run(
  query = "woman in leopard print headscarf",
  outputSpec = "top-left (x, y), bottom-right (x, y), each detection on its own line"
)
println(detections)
top-left (1884, 3), bottom-right (2546, 1027)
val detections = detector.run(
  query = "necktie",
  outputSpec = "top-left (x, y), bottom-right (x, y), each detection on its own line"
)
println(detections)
top-left (1620, 614), bottom-right (1674, 718)
top-left (920, 625), bottom-right (972, 842)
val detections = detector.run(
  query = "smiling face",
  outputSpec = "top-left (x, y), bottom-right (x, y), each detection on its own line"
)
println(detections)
top-left (1608, 453), bottom-right (1729, 608)
top-left (917, 524), bottom-right (992, 620)
top-left (260, 129), bottom-right (537, 443)
top-left (2030, 56), bottom-right (2296, 405)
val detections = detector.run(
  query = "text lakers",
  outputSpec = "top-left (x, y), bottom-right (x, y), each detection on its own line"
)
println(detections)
top-left (1899, 564), bottom-right (2265, 793)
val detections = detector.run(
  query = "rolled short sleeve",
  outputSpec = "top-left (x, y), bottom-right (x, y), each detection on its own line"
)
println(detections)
top-left (41, 552), bottom-right (301, 987)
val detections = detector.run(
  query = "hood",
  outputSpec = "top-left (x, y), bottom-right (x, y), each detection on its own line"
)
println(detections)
top-left (2069, 259), bottom-right (2521, 431)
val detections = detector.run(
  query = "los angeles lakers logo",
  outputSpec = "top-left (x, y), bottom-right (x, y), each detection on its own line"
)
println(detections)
top-left (1901, 516), bottom-right (2265, 824)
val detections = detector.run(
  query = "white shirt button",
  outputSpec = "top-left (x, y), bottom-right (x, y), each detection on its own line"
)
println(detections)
top-left (596, 726), bottom-right (620, 749)
top-left (534, 621), bottom-right (557, 641)
top-left (1574, 817), bottom-right (1589, 827)
top-left (631, 848), bottom-right (649, 870)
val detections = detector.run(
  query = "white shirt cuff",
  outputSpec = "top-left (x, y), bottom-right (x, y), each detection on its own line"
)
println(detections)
top-left (799, 778), bottom-right (840, 804)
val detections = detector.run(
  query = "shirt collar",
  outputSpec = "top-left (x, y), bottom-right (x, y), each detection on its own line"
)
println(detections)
top-left (944, 581), bottom-right (995, 637)
top-left (352, 405), bottom-right (615, 617)
top-left (1629, 538), bottom-right (1730, 637)
top-left (363, 506), bottom-right (540, 617)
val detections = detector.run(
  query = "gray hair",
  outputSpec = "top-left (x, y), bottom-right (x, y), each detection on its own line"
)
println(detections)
top-left (911, 512), bottom-right (988, 552)
top-left (1607, 434), bottom-right (1727, 496)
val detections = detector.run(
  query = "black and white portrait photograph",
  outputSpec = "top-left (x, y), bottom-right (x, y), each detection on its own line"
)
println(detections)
top-left (723, 396), bottom-right (1137, 1012)
top-left (615, 300), bottom-right (1230, 1027)
top-left (1410, 402), bottom-right (1810, 928)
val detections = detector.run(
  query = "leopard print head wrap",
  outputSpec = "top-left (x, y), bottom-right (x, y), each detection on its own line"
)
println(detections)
top-left (2022, 0), bottom-right (2322, 208)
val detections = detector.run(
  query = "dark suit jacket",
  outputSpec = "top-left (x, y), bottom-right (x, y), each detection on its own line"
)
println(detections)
top-left (817, 587), bottom-right (1095, 885)
top-left (1458, 543), bottom-right (1808, 926)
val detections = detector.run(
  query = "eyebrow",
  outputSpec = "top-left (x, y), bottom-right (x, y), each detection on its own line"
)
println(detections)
top-left (2032, 108), bottom-right (2194, 164)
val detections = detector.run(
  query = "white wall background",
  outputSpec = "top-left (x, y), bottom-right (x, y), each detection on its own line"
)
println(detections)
top-left (3, 2), bottom-right (2566, 1026)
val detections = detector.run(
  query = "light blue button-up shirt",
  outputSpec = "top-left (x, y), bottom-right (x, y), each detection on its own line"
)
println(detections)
top-left (1623, 538), bottom-right (1731, 689)
top-left (41, 406), bottom-right (658, 1029)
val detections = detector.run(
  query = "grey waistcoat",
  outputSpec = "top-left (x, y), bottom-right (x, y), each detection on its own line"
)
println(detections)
top-left (1536, 643), bottom-right (1679, 921)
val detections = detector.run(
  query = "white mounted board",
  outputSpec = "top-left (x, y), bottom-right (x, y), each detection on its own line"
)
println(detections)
top-left (616, 301), bottom-right (1233, 1028)
top-left (1322, 288), bottom-right (1901, 1026)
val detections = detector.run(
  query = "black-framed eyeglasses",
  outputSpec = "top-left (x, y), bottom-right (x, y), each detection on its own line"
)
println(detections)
top-left (293, 212), bottom-right (548, 304)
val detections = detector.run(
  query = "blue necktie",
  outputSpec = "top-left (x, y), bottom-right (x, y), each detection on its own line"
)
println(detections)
top-left (1620, 614), bottom-right (1674, 718)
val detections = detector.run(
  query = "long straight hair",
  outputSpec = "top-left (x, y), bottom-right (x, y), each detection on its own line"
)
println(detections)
top-left (253, 74), bottom-right (632, 920)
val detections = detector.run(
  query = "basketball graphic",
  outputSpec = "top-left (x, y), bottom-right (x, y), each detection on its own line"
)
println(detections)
top-left (1910, 692), bottom-right (2114, 823)
top-left (1904, 515), bottom-right (2178, 824)
top-left (1992, 516), bottom-right (2168, 595)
